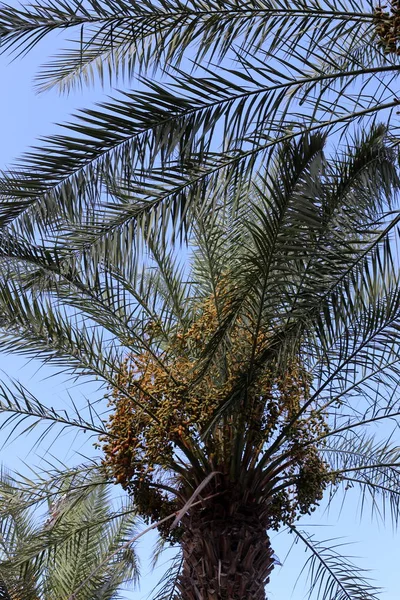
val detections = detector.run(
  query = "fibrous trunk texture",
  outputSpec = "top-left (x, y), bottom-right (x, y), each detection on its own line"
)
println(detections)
top-left (177, 499), bottom-right (274, 600)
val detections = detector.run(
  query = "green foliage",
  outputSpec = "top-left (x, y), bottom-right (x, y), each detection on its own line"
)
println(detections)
top-left (291, 528), bottom-right (381, 600)
top-left (0, 0), bottom-right (399, 256)
top-left (1, 0), bottom-right (400, 596)
top-left (0, 125), bottom-right (398, 596)
top-left (0, 470), bottom-right (139, 599)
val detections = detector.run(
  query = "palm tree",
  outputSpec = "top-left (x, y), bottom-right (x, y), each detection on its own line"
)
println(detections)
top-left (0, 126), bottom-right (399, 598)
top-left (0, 0), bottom-right (400, 254)
top-left (0, 470), bottom-right (139, 600)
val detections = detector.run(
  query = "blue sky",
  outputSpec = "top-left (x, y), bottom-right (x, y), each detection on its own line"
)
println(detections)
top-left (0, 20), bottom-right (399, 600)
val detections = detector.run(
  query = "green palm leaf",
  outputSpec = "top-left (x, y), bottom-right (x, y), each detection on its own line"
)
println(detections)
top-left (291, 528), bottom-right (381, 600)
top-left (0, 0), bottom-right (375, 93)
top-left (0, 469), bottom-right (139, 600)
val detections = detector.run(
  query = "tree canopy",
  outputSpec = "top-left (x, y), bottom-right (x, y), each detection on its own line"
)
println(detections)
top-left (0, 0), bottom-right (399, 254)
top-left (0, 125), bottom-right (398, 597)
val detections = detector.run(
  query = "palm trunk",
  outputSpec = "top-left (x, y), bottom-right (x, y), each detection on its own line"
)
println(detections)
top-left (177, 498), bottom-right (274, 600)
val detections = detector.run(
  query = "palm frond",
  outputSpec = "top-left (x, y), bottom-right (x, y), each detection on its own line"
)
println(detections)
top-left (148, 553), bottom-right (183, 600)
top-left (0, 470), bottom-right (139, 600)
top-left (323, 432), bottom-right (400, 526)
top-left (2, 49), bottom-right (400, 252)
top-left (291, 527), bottom-right (381, 600)
top-left (0, 377), bottom-right (107, 446)
top-left (0, 0), bottom-right (376, 93)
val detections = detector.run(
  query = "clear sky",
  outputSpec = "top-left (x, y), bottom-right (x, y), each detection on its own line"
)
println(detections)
top-left (0, 20), bottom-right (399, 600)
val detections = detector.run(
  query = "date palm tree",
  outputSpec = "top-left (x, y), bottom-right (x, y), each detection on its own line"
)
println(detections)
top-left (0, 127), bottom-right (399, 598)
top-left (0, 471), bottom-right (139, 600)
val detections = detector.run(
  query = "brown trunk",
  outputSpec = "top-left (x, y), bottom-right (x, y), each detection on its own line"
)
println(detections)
top-left (176, 498), bottom-right (274, 600)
